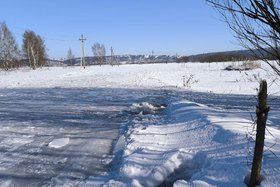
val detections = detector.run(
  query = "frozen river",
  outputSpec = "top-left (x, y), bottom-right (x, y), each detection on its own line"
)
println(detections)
top-left (0, 88), bottom-right (167, 186)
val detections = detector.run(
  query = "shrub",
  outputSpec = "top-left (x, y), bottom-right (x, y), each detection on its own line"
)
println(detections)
top-left (224, 61), bottom-right (261, 71)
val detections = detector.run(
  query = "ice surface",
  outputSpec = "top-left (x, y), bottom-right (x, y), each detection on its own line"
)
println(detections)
top-left (0, 87), bottom-right (169, 186)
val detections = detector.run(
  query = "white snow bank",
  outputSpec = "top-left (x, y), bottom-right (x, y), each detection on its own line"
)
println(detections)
top-left (48, 138), bottom-right (70, 148)
top-left (174, 180), bottom-right (215, 187)
top-left (104, 100), bottom-right (280, 186)
top-left (120, 149), bottom-right (205, 187)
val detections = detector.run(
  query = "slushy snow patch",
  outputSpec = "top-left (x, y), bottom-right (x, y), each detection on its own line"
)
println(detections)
top-left (48, 138), bottom-right (70, 148)
top-left (129, 102), bottom-right (163, 115)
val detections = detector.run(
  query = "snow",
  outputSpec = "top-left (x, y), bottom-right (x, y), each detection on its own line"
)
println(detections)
top-left (129, 102), bottom-right (165, 115)
top-left (0, 61), bottom-right (279, 186)
top-left (48, 138), bottom-right (70, 148)
top-left (174, 180), bottom-right (215, 187)
top-left (0, 62), bottom-right (279, 95)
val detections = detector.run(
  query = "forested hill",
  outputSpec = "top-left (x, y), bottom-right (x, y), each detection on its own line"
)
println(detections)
top-left (180, 49), bottom-right (274, 62)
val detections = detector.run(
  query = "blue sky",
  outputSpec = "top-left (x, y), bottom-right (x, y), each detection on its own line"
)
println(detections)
top-left (0, 0), bottom-right (241, 58)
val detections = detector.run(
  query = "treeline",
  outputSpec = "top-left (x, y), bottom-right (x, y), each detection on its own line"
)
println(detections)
top-left (177, 49), bottom-right (279, 63)
top-left (0, 22), bottom-right (47, 70)
top-left (178, 52), bottom-right (256, 63)
top-left (65, 42), bottom-right (178, 66)
top-left (64, 55), bottom-right (178, 66)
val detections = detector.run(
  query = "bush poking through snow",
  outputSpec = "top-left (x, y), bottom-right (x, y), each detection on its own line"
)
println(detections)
top-left (183, 74), bottom-right (199, 88)
top-left (224, 61), bottom-right (261, 71)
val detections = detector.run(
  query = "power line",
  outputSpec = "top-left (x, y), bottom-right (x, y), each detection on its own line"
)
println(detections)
top-left (42, 37), bottom-right (78, 42)
top-left (11, 30), bottom-right (80, 42)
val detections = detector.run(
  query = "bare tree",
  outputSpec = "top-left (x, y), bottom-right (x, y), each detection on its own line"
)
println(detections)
top-left (22, 30), bottom-right (47, 69)
top-left (0, 22), bottom-right (20, 70)
top-left (92, 42), bottom-right (106, 65)
top-left (66, 48), bottom-right (75, 66)
top-left (207, 0), bottom-right (280, 76)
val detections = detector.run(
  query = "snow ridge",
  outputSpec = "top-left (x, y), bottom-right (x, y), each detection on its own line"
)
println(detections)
top-left (101, 99), bottom-right (280, 186)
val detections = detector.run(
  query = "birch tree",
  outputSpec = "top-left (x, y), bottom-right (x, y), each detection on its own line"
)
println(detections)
top-left (22, 30), bottom-right (47, 69)
top-left (66, 48), bottom-right (75, 66)
top-left (92, 42), bottom-right (106, 65)
top-left (0, 22), bottom-right (20, 70)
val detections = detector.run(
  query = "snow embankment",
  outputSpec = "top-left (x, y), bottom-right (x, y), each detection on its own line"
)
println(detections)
top-left (103, 100), bottom-right (280, 187)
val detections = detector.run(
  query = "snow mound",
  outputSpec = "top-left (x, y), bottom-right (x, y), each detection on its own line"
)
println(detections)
top-left (174, 180), bottom-right (215, 187)
top-left (129, 102), bottom-right (165, 115)
top-left (48, 138), bottom-right (70, 148)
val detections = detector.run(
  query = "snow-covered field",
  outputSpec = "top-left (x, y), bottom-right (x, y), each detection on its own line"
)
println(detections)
top-left (0, 62), bottom-right (279, 187)
top-left (0, 62), bottom-right (279, 95)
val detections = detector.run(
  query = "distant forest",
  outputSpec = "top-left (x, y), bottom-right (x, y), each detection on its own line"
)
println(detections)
top-left (39, 48), bottom-right (278, 67)
top-left (178, 49), bottom-right (277, 63)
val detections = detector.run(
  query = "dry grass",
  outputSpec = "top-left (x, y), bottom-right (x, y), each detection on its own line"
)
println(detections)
top-left (224, 61), bottom-right (261, 71)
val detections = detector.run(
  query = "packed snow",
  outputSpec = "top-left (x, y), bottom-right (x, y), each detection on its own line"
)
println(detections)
top-left (48, 138), bottom-right (70, 148)
top-left (0, 61), bottom-right (279, 187)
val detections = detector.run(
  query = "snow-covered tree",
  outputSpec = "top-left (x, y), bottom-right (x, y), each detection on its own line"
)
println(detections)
top-left (66, 48), bottom-right (75, 66)
top-left (0, 22), bottom-right (20, 70)
top-left (92, 42), bottom-right (106, 65)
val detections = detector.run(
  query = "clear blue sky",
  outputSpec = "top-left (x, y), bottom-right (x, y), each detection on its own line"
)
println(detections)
top-left (0, 0), bottom-right (241, 59)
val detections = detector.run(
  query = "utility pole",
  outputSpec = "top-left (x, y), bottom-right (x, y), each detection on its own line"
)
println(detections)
top-left (151, 50), bottom-right (155, 63)
top-left (110, 47), bottom-right (114, 66)
top-left (79, 34), bottom-right (86, 68)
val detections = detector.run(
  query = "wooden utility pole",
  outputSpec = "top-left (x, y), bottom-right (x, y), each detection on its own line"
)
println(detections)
top-left (151, 50), bottom-right (155, 63)
top-left (249, 80), bottom-right (269, 187)
top-left (110, 47), bottom-right (114, 66)
top-left (79, 34), bottom-right (86, 68)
